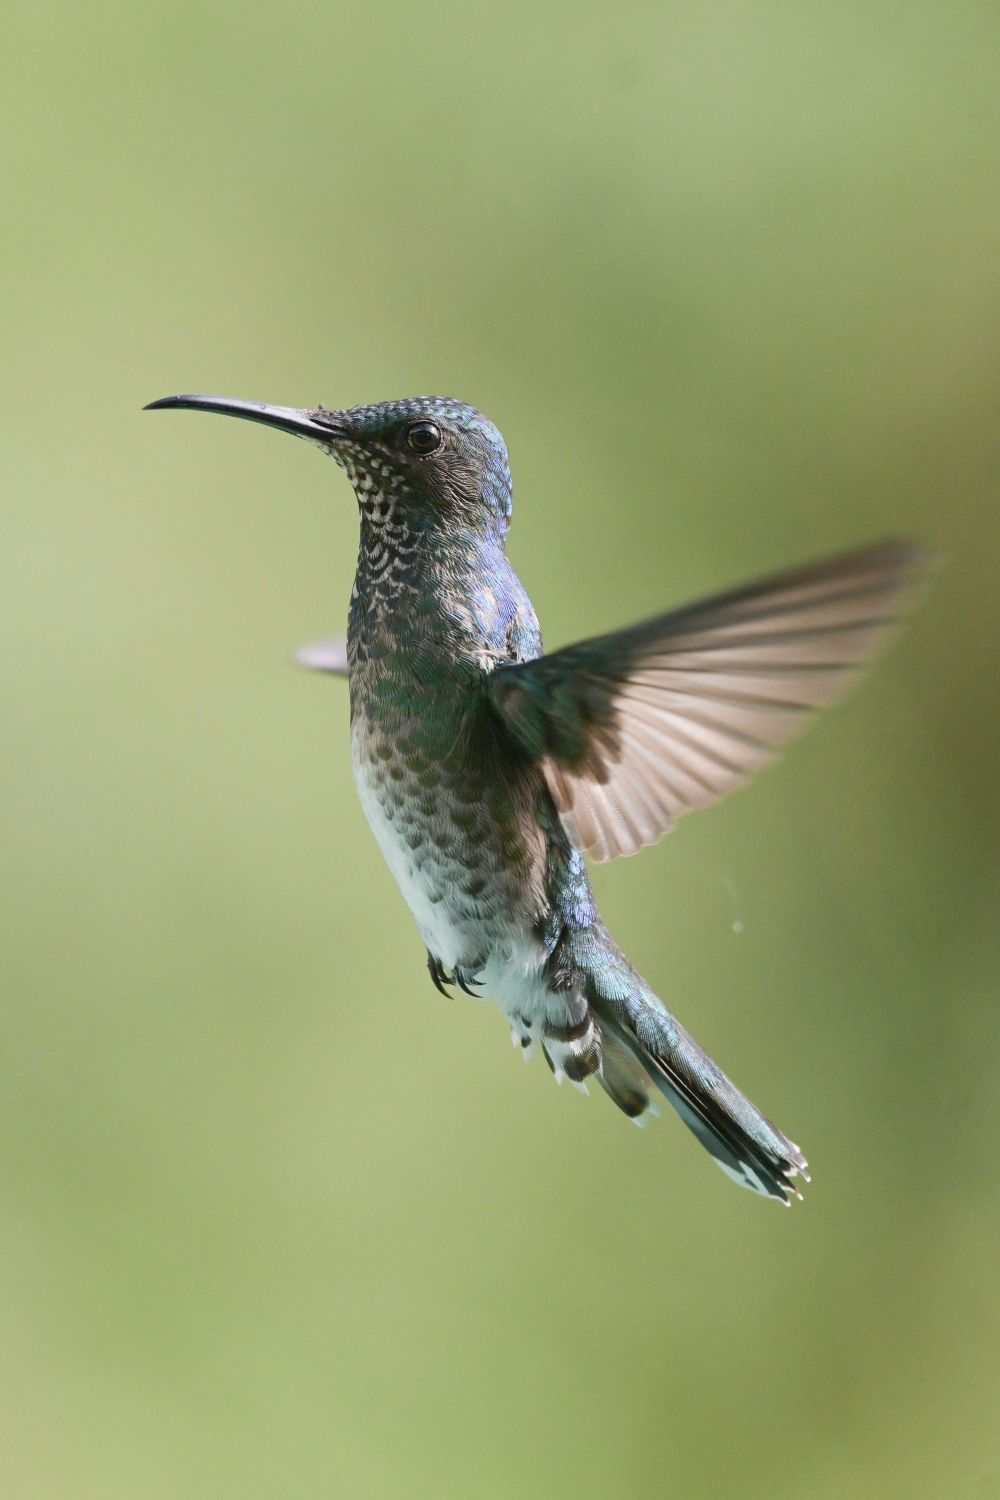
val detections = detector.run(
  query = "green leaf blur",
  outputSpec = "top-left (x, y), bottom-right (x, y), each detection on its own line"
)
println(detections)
top-left (2, 3), bottom-right (997, 1497)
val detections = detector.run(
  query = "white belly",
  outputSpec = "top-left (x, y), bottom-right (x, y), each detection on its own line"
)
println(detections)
top-left (354, 754), bottom-right (465, 967)
top-left (352, 734), bottom-right (552, 1025)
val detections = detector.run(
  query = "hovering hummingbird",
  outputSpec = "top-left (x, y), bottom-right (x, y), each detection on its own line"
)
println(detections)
top-left (147, 391), bottom-right (922, 1203)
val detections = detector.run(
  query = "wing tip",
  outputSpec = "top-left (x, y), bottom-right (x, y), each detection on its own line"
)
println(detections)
top-left (293, 637), bottom-right (350, 676)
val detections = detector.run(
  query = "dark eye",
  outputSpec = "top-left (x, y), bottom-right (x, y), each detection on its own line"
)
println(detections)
top-left (406, 420), bottom-right (442, 455)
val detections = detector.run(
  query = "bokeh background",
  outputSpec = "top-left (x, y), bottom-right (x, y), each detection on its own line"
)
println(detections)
top-left (3, 4), bottom-right (998, 1497)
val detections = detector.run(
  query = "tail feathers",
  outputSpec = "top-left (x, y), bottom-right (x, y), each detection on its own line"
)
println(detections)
top-left (597, 1024), bottom-right (660, 1125)
top-left (590, 982), bottom-right (809, 1204)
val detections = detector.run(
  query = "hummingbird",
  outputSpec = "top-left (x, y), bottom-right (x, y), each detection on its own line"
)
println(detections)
top-left (146, 391), bottom-right (922, 1204)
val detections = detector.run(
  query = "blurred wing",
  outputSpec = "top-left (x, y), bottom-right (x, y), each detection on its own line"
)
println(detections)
top-left (488, 540), bottom-right (925, 861)
top-left (295, 636), bottom-right (349, 676)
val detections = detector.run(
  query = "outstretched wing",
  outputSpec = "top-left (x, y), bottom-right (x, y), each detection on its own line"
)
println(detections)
top-left (487, 540), bottom-right (925, 861)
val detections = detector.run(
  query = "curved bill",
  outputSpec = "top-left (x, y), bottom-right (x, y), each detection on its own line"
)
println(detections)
top-left (144, 393), bottom-right (347, 445)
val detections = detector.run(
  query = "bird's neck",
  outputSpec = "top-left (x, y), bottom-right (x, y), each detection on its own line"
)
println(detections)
top-left (348, 513), bottom-right (514, 680)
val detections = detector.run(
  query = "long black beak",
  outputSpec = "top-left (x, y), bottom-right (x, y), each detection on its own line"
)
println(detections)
top-left (144, 393), bottom-right (347, 444)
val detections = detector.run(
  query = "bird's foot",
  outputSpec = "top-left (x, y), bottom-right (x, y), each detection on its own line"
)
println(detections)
top-left (452, 964), bottom-right (483, 997)
top-left (426, 953), bottom-right (484, 999)
top-left (426, 952), bottom-right (452, 998)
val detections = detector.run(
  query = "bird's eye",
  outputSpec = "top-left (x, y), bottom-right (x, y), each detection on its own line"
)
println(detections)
top-left (406, 420), bottom-right (442, 455)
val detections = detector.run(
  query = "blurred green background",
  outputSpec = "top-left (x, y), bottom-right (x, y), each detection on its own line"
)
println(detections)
top-left (2, 3), bottom-right (998, 1497)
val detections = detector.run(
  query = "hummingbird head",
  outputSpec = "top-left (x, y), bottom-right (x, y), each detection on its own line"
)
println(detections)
top-left (145, 392), bottom-right (514, 538)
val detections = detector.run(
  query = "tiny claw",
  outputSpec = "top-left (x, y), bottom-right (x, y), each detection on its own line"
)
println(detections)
top-left (426, 952), bottom-right (452, 998)
top-left (454, 966), bottom-right (482, 997)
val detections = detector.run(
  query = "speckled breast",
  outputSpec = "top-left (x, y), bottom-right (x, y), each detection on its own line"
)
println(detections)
top-left (350, 704), bottom-right (550, 980)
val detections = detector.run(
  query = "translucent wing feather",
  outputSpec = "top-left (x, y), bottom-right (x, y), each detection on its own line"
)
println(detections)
top-left (488, 541), bottom-right (925, 861)
top-left (295, 636), bottom-right (349, 676)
